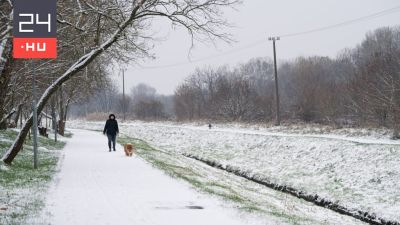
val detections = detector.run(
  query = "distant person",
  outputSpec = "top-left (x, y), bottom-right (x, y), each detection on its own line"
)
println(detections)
top-left (208, 123), bottom-right (212, 129)
top-left (103, 114), bottom-right (119, 152)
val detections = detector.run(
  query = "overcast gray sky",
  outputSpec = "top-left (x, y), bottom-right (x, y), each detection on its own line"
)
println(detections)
top-left (112, 0), bottom-right (400, 95)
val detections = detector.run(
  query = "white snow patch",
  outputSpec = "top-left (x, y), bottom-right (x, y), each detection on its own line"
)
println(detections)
top-left (0, 163), bottom-right (9, 171)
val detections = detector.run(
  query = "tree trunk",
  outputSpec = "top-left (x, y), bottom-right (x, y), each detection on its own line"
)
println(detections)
top-left (58, 120), bottom-right (65, 136)
top-left (62, 99), bottom-right (71, 131)
top-left (51, 97), bottom-right (58, 142)
top-left (0, 108), bottom-right (16, 129)
top-left (58, 86), bottom-right (65, 136)
top-left (14, 104), bottom-right (23, 127)
top-left (0, 38), bottom-right (14, 130)
top-left (51, 98), bottom-right (57, 130)
top-left (2, 114), bottom-right (33, 163)
top-left (64, 99), bottom-right (71, 121)
top-left (393, 110), bottom-right (400, 139)
top-left (1, 0), bottom-right (146, 165)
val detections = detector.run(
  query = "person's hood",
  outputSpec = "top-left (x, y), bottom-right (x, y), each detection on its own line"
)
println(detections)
top-left (109, 114), bottom-right (116, 120)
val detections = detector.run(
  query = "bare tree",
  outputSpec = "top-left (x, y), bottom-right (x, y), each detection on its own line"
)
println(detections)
top-left (348, 27), bottom-right (400, 138)
top-left (0, 0), bottom-right (13, 129)
top-left (131, 83), bottom-right (156, 104)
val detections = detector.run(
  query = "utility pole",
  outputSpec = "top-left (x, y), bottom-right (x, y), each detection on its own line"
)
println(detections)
top-left (122, 69), bottom-right (126, 121)
top-left (32, 60), bottom-right (38, 169)
top-left (51, 76), bottom-right (57, 143)
top-left (268, 36), bottom-right (281, 126)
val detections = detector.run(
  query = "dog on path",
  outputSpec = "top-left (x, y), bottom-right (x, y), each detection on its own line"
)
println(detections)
top-left (124, 143), bottom-right (134, 157)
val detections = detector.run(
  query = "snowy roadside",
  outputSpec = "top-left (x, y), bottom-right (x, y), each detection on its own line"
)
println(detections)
top-left (68, 120), bottom-right (400, 222)
top-left (0, 129), bottom-right (67, 225)
top-left (117, 135), bottom-right (364, 225)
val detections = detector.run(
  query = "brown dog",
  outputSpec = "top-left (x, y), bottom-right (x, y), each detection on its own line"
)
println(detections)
top-left (124, 143), bottom-right (134, 157)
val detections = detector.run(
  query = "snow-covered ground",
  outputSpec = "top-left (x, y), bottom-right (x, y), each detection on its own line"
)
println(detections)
top-left (0, 129), bottom-right (66, 225)
top-left (40, 129), bottom-right (267, 225)
top-left (68, 120), bottom-right (400, 223)
top-left (48, 128), bottom-right (366, 224)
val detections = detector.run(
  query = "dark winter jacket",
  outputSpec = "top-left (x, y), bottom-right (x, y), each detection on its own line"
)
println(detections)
top-left (103, 115), bottom-right (119, 136)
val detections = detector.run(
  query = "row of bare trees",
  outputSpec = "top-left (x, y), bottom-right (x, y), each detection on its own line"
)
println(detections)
top-left (69, 83), bottom-right (173, 120)
top-left (174, 63), bottom-right (273, 121)
top-left (174, 26), bottom-right (400, 138)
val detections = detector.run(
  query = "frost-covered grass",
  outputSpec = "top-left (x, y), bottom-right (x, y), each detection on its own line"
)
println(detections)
top-left (117, 135), bottom-right (364, 224)
top-left (0, 129), bottom-right (66, 225)
top-left (69, 120), bottom-right (400, 223)
top-left (124, 124), bottom-right (400, 222)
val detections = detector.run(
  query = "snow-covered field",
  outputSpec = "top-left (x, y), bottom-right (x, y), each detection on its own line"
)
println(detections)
top-left (68, 120), bottom-right (400, 223)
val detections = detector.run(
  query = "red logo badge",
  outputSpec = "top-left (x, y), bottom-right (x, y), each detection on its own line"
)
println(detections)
top-left (13, 38), bottom-right (57, 59)
top-left (13, 0), bottom-right (57, 59)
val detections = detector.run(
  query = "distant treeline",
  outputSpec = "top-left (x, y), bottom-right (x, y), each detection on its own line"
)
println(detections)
top-left (174, 26), bottom-right (400, 137)
top-left (70, 26), bottom-right (400, 138)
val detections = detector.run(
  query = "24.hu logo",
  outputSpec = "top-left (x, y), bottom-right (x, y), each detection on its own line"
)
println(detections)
top-left (13, 0), bottom-right (57, 59)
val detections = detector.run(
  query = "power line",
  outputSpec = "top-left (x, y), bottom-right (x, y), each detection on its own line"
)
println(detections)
top-left (279, 5), bottom-right (400, 38)
top-left (138, 39), bottom-right (266, 69)
top-left (135, 5), bottom-right (400, 70)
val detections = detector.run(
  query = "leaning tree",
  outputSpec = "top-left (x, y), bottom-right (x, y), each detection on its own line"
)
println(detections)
top-left (1, 0), bottom-right (239, 164)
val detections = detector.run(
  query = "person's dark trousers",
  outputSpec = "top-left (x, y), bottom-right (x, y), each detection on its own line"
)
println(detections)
top-left (107, 134), bottom-right (116, 151)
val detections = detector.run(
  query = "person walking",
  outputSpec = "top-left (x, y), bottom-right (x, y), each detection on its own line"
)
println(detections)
top-left (103, 114), bottom-right (119, 152)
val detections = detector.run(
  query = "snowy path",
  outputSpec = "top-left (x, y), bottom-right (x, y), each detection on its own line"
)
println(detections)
top-left (43, 129), bottom-right (251, 225)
